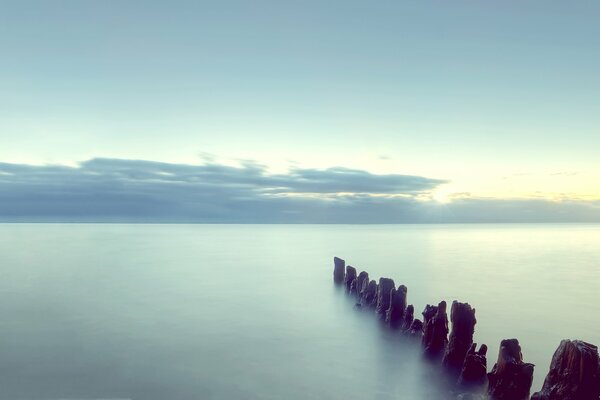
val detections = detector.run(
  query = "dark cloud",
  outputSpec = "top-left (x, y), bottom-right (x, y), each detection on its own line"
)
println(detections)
top-left (71, 158), bottom-right (445, 194)
top-left (0, 158), bottom-right (442, 222)
top-left (0, 158), bottom-right (598, 223)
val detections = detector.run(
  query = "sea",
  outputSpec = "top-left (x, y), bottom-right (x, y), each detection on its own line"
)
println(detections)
top-left (0, 223), bottom-right (598, 399)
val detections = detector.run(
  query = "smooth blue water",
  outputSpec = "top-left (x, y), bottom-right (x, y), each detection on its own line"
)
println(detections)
top-left (0, 224), bottom-right (598, 399)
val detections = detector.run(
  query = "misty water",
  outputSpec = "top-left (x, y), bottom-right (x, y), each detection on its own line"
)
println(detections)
top-left (0, 224), bottom-right (599, 399)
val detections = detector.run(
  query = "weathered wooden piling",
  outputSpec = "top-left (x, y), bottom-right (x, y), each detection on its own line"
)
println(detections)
top-left (531, 340), bottom-right (600, 400)
top-left (385, 284), bottom-right (407, 328)
top-left (400, 304), bottom-right (414, 332)
top-left (333, 256), bottom-right (345, 284)
top-left (487, 339), bottom-right (534, 400)
top-left (422, 301), bottom-right (449, 358)
top-left (344, 265), bottom-right (357, 293)
top-left (360, 279), bottom-right (378, 307)
top-left (356, 271), bottom-right (369, 298)
top-left (458, 343), bottom-right (488, 387)
top-left (408, 319), bottom-right (424, 338)
top-left (443, 301), bottom-right (477, 372)
top-left (375, 278), bottom-right (395, 319)
top-left (331, 256), bottom-right (599, 399)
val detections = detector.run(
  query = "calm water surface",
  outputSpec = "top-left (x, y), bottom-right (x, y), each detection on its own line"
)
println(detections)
top-left (0, 224), bottom-right (598, 399)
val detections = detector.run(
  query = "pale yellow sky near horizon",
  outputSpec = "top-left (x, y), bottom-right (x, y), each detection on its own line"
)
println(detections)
top-left (2, 150), bottom-right (598, 204)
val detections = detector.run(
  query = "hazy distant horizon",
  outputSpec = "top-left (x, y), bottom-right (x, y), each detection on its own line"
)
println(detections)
top-left (4, 220), bottom-right (600, 224)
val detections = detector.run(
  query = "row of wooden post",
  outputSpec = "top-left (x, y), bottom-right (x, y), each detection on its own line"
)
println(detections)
top-left (333, 256), bottom-right (600, 400)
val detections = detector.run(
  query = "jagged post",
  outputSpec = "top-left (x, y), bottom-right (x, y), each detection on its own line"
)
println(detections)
top-left (360, 280), bottom-right (378, 307)
top-left (401, 304), bottom-right (415, 332)
top-left (443, 301), bottom-right (477, 372)
top-left (458, 343), bottom-right (488, 387)
top-left (408, 319), bottom-right (424, 338)
top-left (375, 278), bottom-right (395, 319)
top-left (487, 339), bottom-right (534, 400)
top-left (344, 265), bottom-right (357, 293)
top-left (333, 256), bottom-right (345, 284)
top-left (532, 340), bottom-right (600, 400)
top-left (356, 271), bottom-right (369, 299)
top-left (422, 301), bottom-right (449, 358)
top-left (386, 284), bottom-right (407, 328)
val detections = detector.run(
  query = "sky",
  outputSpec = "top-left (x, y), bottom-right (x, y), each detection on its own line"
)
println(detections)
top-left (1, 1), bottom-right (599, 222)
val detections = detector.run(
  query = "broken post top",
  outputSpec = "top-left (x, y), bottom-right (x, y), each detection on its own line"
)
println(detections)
top-left (356, 271), bottom-right (369, 294)
top-left (386, 284), bottom-right (407, 328)
top-left (345, 265), bottom-right (357, 279)
top-left (422, 301), bottom-right (449, 358)
top-left (459, 343), bottom-right (488, 387)
top-left (450, 301), bottom-right (476, 328)
top-left (497, 338), bottom-right (526, 366)
top-left (532, 339), bottom-right (600, 400)
top-left (488, 338), bottom-right (534, 400)
top-left (375, 277), bottom-right (395, 317)
top-left (344, 265), bottom-right (358, 292)
top-left (443, 301), bottom-right (478, 372)
top-left (333, 256), bottom-right (345, 284)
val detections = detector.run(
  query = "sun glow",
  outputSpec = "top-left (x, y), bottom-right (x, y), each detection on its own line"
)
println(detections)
top-left (432, 188), bottom-right (452, 204)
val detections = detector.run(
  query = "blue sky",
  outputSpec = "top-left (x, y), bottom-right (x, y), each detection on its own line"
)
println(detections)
top-left (1, 1), bottom-right (599, 221)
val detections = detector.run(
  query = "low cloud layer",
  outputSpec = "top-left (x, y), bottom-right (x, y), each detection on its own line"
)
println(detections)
top-left (0, 158), bottom-right (598, 223)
